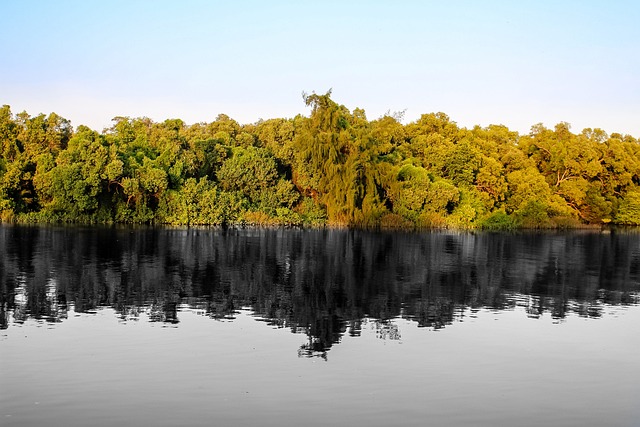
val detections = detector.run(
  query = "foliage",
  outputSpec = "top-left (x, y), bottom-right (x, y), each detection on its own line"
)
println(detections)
top-left (1, 96), bottom-right (639, 228)
top-left (615, 189), bottom-right (640, 225)
top-left (479, 210), bottom-right (519, 231)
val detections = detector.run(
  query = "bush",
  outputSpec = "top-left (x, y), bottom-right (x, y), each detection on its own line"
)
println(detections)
top-left (615, 190), bottom-right (640, 225)
top-left (379, 213), bottom-right (414, 229)
top-left (515, 200), bottom-right (553, 228)
top-left (295, 197), bottom-right (327, 226)
top-left (479, 210), bottom-right (518, 230)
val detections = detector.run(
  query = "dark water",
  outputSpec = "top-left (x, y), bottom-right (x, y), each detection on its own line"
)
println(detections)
top-left (1, 225), bottom-right (639, 427)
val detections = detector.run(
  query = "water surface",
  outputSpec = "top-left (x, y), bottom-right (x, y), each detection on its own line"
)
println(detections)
top-left (1, 225), bottom-right (639, 426)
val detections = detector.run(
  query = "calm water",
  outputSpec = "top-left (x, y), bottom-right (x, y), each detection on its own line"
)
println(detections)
top-left (1, 225), bottom-right (639, 427)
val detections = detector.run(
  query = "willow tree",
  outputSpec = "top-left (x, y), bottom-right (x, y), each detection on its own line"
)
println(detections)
top-left (292, 92), bottom-right (391, 226)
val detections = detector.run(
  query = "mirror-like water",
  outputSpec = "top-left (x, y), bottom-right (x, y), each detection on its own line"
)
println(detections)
top-left (1, 225), bottom-right (639, 427)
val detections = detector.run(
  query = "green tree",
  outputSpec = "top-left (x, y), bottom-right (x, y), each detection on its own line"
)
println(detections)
top-left (33, 126), bottom-right (108, 220)
top-left (615, 189), bottom-right (640, 225)
top-left (521, 123), bottom-right (603, 221)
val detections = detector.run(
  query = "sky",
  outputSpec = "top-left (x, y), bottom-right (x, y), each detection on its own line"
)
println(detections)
top-left (1, 0), bottom-right (639, 136)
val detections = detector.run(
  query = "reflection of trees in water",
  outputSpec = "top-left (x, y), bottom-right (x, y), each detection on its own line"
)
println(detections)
top-left (1, 226), bottom-right (639, 356)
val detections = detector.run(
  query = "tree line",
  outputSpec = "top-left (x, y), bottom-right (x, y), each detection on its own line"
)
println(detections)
top-left (1, 92), bottom-right (640, 228)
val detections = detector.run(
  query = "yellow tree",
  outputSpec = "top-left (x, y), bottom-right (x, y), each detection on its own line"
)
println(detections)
top-left (520, 122), bottom-right (604, 222)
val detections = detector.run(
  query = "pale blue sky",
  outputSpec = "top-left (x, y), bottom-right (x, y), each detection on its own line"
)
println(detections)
top-left (1, 0), bottom-right (639, 136)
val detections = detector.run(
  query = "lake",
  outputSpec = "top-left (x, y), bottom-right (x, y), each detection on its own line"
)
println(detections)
top-left (1, 225), bottom-right (639, 427)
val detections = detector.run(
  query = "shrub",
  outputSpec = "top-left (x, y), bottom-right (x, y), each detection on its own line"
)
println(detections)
top-left (479, 210), bottom-right (518, 230)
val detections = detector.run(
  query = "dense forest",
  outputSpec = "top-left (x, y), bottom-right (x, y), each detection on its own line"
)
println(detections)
top-left (1, 92), bottom-right (640, 229)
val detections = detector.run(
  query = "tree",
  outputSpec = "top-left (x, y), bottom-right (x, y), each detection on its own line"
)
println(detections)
top-left (33, 126), bottom-right (108, 219)
top-left (2, 97), bottom-right (639, 228)
top-left (521, 122), bottom-right (603, 221)
top-left (615, 189), bottom-right (640, 225)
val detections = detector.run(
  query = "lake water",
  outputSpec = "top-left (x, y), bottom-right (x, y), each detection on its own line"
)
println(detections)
top-left (1, 225), bottom-right (639, 427)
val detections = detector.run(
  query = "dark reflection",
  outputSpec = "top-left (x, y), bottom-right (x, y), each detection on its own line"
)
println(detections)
top-left (1, 225), bottom-right (639, 356)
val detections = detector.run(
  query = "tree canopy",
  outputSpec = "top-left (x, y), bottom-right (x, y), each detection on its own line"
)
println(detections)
top-left (1, 94), bottom-right (639, 228)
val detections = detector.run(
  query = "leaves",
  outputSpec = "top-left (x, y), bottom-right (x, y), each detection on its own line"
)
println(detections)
top-left (1, 94), bottom-right (639, 228)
